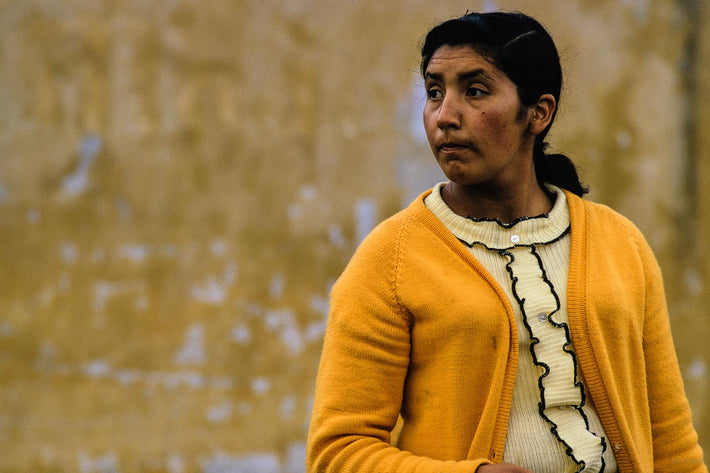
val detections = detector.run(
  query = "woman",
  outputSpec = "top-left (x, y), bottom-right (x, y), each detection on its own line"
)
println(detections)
top-left (306, 11), bottom-right (706, 473)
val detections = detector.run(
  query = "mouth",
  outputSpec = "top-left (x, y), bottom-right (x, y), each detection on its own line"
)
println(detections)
top-left (437, 142), bottom-right (471, 154)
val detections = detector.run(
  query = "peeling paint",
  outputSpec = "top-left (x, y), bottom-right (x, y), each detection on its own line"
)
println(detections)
top-left (191, 278), bottom-right (226, 304)
top-left (284, 442), bottom-right (307, 473)
top-left (231, 324), bottom-right (251, 344)
top-left (62, 135), bottom-right (102, 196)
top-left (78, 451), bottom-right (120, 473)
top-left (482, 0), bottom-right (498, 13)
top-left (205, 401), bottom-right (233, 424)
top-left (264, 308), bottom-right (303, 355)
top-left (190, 263), bottom-right (237, 305)
top-left (174, 324), bottom-right (207, 366)
top-left (199, 451), bottom-right (280, 473)
top-left (251, 377), bottom-right (271, 395)
top-left (621, 0), bottom-right (649, 22)
top-left (34, 342), bottom-right (57, 369)
top-left (616, 129), bottom-right (632, 150)
top-left (92, 280), bottom-right (145, 312)
top-left (309, 295), bottom-right (329, 318)
top-left (26, 208), bottom-right (40, 224)
top-left (0, 319), bottom-right (13, 338)
top-left (61, 242), bottom-right (78, 265)
top-left (37, 359), bottom-right (235, 390)
top-left (354, 198), bottom-right (376, 245)
top-left (167, 453), bottom-right (185, 473)
top-left (685, 268), bottom-right (703, 296)
top-left (270, 272), bottom-right (286, 300)
top-left (83, 360), bottom-right (111, 378)
top-left (210, 239), bottom-right (227, 257)
top-left (280, 395), bottom-right (296, 419)
top-left (117, 244), bottom-right (150, 263)
top-left (687, 359), bottom-right (708, 382)
top-left (328, 223), bottom-right (347, 249)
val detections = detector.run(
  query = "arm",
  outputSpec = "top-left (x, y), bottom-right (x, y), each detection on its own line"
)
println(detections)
top-left (306, 221), bottom-right (489, 473)
top-left (636, 233), bottom-right (707, 472)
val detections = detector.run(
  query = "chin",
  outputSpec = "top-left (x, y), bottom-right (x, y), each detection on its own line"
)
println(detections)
top-left (442, 171), bottom-right (483, 187)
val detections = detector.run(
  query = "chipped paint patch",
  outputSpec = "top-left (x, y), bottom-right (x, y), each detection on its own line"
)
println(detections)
top-left (283, 442), bottom-right (307, 473)
top-left (167, 453), bottom-right (185, 473)
top-left (190, 263), bottom-right (238, 305)
top-left (354, 198), bottom-right (376, 245)
top-left (687, 359), bottom-right (707, 382)
top-left (83, 360), bottom-right (111, 378)
top-left (61, 242), bottom-right (78, 265)
top-left (117, 244), bottom-right (151, 263)
top-left (251, 377), bottom-right (271, 395)
top-left (92, 280), bottom-right (145, 312)
top-left (63, 135), bottom-right (102, 197)
top-left (0, 319), bottom-right (14, 338)
top-left (38, 359), bottom-right (235, 390)
top-left (280, 394), bottom-right (296, 419)
top-left (270, 272), bottom-right (286, 300)
top-left (231, 323), bottom-right (251, 344)
top-left (200, 451), bottom-right (280, 473)
top-left (174, 324), bottom-right (207, 366)
top-left (78, 451), bottom-right (120, 473)
top-left (205, 401), bottom-right (233, 424)
top-left (264, 308), bottom-right (303, 355)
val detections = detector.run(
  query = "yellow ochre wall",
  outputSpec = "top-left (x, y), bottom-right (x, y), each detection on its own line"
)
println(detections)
top-left (0, 1), bottom-right (708, 472)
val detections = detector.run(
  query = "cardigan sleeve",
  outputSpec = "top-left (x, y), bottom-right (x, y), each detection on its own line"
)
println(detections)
top-left (634, 229), bottom-right (707, 472)
top-left (305, 217), bottom-right (487, 473)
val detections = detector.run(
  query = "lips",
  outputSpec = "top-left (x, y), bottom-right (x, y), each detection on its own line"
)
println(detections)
top-left (438, 142), bottom-right (470, 153)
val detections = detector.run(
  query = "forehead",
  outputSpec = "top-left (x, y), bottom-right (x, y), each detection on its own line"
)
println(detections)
top-left (425, 44), bottom-right (501, 78)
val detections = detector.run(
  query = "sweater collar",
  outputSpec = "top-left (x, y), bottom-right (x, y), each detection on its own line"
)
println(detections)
top-left (424, 182), bottom-right (570, 250)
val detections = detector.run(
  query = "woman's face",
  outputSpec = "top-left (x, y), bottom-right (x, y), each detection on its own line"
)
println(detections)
top-left (423, 45), bottom-right (536, 190)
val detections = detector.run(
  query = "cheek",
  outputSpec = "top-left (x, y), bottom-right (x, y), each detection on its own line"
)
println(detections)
top-left (422, 111), bottom-right (438, 146)
top-left (479, 110), bottom-right (520, 141)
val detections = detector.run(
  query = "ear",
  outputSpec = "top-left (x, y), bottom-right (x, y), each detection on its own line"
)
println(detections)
top-left (528, 94), bottom-right (556, 136)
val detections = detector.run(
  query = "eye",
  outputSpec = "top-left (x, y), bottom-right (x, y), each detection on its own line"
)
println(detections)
top-left (426, 88), bottom-right (443, 100)
top-left (466, 86), bottom-right (487, 98)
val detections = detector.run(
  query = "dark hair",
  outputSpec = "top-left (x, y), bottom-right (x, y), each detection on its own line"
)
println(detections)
top-left (421, 11), bottom-right (588, 196)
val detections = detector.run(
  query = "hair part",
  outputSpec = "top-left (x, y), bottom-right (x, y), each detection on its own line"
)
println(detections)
top-left (420, 11), bottom-right (589, 196)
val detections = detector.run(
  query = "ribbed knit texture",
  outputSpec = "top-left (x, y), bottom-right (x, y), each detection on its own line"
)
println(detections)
top-left (425, 184), bottom-right (617, 473)
top-left (306, 187), bottom-right (707, 473)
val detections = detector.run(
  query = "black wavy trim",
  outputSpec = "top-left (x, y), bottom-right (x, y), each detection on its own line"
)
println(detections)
top-left (456, 225), bottom-right (571, 251)
top-left (501, 246), bottom-right (607, 473)
top-left (465, 212), bottom-right (550, 228)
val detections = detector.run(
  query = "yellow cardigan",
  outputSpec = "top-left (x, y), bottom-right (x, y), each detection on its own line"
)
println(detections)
top-left (306, 189), bottom-right (706, 473)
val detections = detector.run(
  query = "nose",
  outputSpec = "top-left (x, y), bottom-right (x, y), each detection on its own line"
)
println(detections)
top-left (436, 94), bottom-right (462, 129)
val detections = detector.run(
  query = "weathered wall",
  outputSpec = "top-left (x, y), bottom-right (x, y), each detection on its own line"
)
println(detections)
top-left (0, 1), bottom-right (707, 472)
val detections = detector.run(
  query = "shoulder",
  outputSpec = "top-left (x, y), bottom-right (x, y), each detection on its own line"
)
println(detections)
top-left (566, 192), bottom-right (660, 271)
top-left (567, 192), bottom-right (647, 243)
top-left (344, 192), bottom-right (434, 271)
top-left (329, 192), bottom-right (436, 320)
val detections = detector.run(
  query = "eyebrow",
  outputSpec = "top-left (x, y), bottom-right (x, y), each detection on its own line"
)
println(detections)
top-left (424, 68), bottom-right (493, 84)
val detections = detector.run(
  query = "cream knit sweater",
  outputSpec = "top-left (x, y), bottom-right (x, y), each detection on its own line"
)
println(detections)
top-left (425, 183), bottom-right (616, 472)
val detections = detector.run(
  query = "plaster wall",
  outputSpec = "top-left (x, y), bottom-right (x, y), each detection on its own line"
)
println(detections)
top-left (0, 1), bottom-right (708, 472)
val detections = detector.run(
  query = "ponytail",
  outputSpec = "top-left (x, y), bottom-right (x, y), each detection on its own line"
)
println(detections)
top-left (533, 149), bottom-right (589, 197)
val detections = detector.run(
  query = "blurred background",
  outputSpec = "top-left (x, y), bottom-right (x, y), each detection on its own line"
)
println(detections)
top-left (0, 0), bottom-right (708, 472)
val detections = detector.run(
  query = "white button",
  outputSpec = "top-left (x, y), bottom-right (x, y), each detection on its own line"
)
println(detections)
top-left (510, 235), bottom-right (520, 244)
top-left (538, 313), bottom-right (547, 322)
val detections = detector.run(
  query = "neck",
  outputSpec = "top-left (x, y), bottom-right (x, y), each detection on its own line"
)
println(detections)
top-left (441, 180), bottom-right (553, 224)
